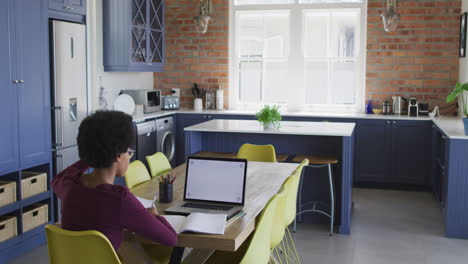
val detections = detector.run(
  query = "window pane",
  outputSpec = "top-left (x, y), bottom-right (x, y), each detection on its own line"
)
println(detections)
top-left (303, 12), bottom-right (329, 58)
top-left (330, 60), bottom-right (356, 104)
top-left (300, 0), bottom-right (362, 3)
top-left (263, 60), bottom-right (288, 104)
top-left (331, 11), bottom-right (358, 58)
top-left (263, 13), bottom-right (289, 58)
top-left (239, 61), bottom-right (262, 103)
top-left (238, 12), bottom-right (289, 59)
top-left (235, 0), bottom-right (294, 5)
top-left (239, 15), bottom-right (263, 58)
top-left (304, 60), bottom-right (328, 104)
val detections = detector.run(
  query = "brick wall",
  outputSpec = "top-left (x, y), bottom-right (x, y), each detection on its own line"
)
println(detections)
top-left (156, 0), bottom-right (461, 111)
top-left (154, 0), bottom-right (229, 108)
top-left (366, 0), bottom-right (461, 110)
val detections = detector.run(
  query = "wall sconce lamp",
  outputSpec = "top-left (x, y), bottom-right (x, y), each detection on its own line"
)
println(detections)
top-left (381, 0), bottom-right (400, 32)
top-left (194, 0), bottom-right (213, 34)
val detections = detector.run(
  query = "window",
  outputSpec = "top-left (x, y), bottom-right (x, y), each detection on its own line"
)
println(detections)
top-left (230, 0), bottom-right (366, 112)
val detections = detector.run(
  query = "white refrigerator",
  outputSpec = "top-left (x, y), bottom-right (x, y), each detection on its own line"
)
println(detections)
top-left (50, 20), bottom-right (87, 220)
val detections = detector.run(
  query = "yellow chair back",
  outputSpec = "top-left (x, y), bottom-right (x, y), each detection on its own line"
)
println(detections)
top-left (124, 160), bottom-right (151, 189)
top-left (285, 159), bottom-right (308, 225)
top-left (239, 190), bottom-right (282, 264)
top-left (45, 224), bottom-right (121, 264)
top-left (146, 152), bottom-right (172, 178)
top-left (236, 143), bottom-right (277, 162)
top-left (270, 186), bottom-right (288, 249)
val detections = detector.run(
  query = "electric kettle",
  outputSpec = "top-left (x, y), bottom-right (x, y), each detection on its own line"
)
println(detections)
top-left (392, 96), bottom-right (408, 115)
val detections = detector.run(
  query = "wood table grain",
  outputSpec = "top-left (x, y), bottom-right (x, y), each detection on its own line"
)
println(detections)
top-left (130, 161), bottom-right (299, 252)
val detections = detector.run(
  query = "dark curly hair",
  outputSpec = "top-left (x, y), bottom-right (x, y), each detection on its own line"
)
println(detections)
top-left (77, 111), bottom-right (135, 168)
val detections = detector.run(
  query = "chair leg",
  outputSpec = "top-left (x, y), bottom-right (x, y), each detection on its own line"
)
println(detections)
top-left (286, 227), bottom-right (301, 264)
top-left (328, 164), bottom-right (335, 236)
top-left (294, 168), bottom-right (305, 233)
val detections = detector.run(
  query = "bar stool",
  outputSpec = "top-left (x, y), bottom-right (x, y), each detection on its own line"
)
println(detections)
top-left (292, 154), bottom-right (338, 235)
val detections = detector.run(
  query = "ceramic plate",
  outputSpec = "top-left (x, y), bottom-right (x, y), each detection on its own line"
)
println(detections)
top-left (113, 94), bottom-right (135, 115)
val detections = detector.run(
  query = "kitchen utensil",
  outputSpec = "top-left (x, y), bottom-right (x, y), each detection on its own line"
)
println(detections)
top-left (194, 98), bottom-right (203, 112)
top-left (192, 83), bottom-right (202, 98)
top-left (392, 96), bottom-right (408, 115)
top-left (113, 94), bottom-right (135, 115)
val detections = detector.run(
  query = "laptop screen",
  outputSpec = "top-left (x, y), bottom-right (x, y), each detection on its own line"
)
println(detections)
top-left (184, 157), bottom-right (247, 205)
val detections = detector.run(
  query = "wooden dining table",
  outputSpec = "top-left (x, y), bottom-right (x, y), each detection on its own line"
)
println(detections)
top-left (130, 157), bottom-right (299, 264)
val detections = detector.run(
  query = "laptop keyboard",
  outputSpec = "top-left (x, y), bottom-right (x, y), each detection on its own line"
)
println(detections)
top-left (182, 202), bottom-right (233, 211)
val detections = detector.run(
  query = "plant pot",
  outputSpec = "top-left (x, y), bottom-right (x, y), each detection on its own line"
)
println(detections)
top-left (464, 118), bottom-right (468, 135)
top-left (194, 98), bottom-right (203, 112)
top-left (263, 122), bottom-right (278, 130)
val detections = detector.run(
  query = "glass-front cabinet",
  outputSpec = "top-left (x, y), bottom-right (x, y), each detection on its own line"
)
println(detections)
top-left (103, 0), bottom-right (165, 72)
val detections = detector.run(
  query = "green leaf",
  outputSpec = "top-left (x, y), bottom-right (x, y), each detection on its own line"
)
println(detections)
top-left (446, 82), bottom-right (464, 103)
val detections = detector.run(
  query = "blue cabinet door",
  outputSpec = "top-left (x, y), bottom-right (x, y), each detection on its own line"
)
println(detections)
top-left (49, 0), bottom-right (68, 11)
top-left (0, 1), bottom-right (19, 175)
top-left (175, 115), bottom-right (206, 165)
top-left (14, 0), bottom-right (51, 168)
top-left (391, 121), bottom-right (431, 185)
top-left (354, 119), bottom-right (392, 183)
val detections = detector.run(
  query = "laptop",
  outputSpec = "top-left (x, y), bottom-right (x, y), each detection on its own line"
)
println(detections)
top-left (165, 156), bottom-right (247, 219)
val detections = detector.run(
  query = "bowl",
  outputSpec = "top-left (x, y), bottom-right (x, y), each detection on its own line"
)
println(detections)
top-left (372, 109), bottom-right (383, 115)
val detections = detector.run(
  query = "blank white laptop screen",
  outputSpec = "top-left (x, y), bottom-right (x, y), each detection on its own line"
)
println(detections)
top-left (185, 158), bottom-right (246, 204)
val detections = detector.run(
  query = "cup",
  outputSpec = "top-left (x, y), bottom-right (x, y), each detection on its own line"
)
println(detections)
top-left (159, 183), bottom-right (173, 203)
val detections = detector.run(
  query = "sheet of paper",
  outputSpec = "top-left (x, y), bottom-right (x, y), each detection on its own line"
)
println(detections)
top-left (135, 196), bottom-right (155, 208)
top-left (163, 215), bottom-right (187, 234)
top-left (184, 213), bottom-right (227, 235)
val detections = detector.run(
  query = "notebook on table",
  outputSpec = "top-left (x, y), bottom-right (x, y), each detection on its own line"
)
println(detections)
top-left (165, 156), bottom-right (247, 219)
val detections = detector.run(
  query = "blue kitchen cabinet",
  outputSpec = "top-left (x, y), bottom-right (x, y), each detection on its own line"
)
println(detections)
top-left (49, 0), bottom-right (86, 15)
top-left (391, 120), bottom-right (431, 185)
top-left (0, 2), bottom-right (19, 175)
top-left (354, 119), bottom-right (392, 183)
top-left (14, 0), bottom-right (52, 168)
top-left (103, 0), bottom-right (165, 72)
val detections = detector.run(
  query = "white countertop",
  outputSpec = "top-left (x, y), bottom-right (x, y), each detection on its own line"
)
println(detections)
top-left (132, 108), bottom-right (468, 139)
top-left (184, 119), bottom-right (356, 137)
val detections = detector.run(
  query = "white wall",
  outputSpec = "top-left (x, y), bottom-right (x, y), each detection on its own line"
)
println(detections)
top-left (86, 0), bottom-right (153, 112)
top-left (459, 0), bottom-right (468, 117)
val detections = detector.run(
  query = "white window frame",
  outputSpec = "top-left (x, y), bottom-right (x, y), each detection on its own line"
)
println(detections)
top-left (229, 0), bottom-right (367, 112)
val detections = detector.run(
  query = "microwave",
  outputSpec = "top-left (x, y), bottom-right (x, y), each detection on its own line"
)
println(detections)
top-left (121, 89), bottom-right (161, 113)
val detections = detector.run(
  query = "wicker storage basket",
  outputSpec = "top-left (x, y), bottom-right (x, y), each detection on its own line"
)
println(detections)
top-left (21, 171), bottom-right (47, 199)
top-left (22, 203), bottom-right (48, 232)
top-left (0, 216), bottom-right (17, 243)
top-left (0, 181), bottom-right (16, 207)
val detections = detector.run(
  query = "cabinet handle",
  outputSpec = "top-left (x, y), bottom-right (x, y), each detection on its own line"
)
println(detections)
top-left (203, 115), bottom-right (207, 118)
top-left (208, 115), bottom-right (211, 118)
top-left (12, 80), bottom-right (19, 84)
top-left (387, 121), bottom-right (391, 124)
top-left (52, 106), bottom-right (63, 147)
top-left (393, 121), bottom-right (396, 124)
top-left (19, 80), bottom-right (24, 83)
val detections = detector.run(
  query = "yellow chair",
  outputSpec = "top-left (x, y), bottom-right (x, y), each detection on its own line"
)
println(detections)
top-left (45, 224), bottom-right (122, 264)
top-left (236, 143), bottom-right (277, 162)
top-left (146, 152), bottom-right (172, 178)
top-left (282, 160), bottom-right (308, 264)
top-left (206, 189), bottom-right (282, 264)
top-left (270, 187), bottom-right (288, 263)
top-left (125, 160), bottom-right (151, 189)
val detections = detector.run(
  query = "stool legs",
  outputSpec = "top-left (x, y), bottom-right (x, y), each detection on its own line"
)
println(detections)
top-left (328, 164), bottom-right (334, 236)
top-left (294, 164), bottom-right (335, 235)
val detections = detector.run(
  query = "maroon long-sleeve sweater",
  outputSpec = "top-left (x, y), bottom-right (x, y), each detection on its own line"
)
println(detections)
top-left (51, 160), bottom-right (177, 250)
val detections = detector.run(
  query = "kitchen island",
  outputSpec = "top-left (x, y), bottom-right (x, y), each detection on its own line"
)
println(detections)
top-left (184, 119), bottom-right (356, 234)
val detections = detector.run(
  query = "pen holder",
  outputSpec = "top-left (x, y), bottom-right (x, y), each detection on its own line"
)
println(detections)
top-left (159, 183), bottom-right (173, 203)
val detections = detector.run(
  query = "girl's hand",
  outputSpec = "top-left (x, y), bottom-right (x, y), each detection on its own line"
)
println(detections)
top-left (147, 207), bottom-right (159, 216)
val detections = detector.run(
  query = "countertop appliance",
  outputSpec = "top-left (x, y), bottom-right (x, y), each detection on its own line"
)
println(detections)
top-left (382, 101), bottom-right (392, 115)
top-left (419, 102), bottom-right (429, 116)
top-left (50, 21), bottom-right (87, 220)
top-left (156, 117), bottom-right (176, 166)
top-left (409, 98), bottom-right (418, 117)
top-left (136, 120), bottom-right (158, 170)
top-left (121, 89), bottom-right (161, 113)
top-left (162, 95), bottom-right (180, 110)
top-left (392, 96), bottom-right (407, 115)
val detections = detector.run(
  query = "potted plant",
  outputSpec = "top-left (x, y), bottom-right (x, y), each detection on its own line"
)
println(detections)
top-left (256, 105), bottom-right (282, 130)
top-left (446, 82), bottom-right (468, 135)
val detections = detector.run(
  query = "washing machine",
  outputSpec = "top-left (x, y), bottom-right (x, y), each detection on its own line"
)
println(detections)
top-left (156, 116), bottom-right (176, 166)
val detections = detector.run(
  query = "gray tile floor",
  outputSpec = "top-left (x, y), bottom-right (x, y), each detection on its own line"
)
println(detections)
top-left (8, 188), bottom-right (468, 264)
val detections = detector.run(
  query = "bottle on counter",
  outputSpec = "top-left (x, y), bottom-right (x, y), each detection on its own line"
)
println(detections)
top-left (216, 84), bottom-right (224, 110)
top-left (366, 100), bottom-right (373, 114)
